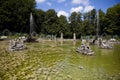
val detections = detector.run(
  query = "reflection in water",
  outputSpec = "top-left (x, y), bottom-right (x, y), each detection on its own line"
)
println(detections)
top-left (2, 40), bottom-right (120, 80)
top-left (60, 40), bottom-right (63, 46)
top-left (100, 49), bottom-right (113, 56)
top-left (73, 40), bottom-right (76, 46)
top-left (91, 44), bottom-right (120, 76)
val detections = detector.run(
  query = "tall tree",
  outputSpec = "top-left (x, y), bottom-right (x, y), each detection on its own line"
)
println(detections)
top-left (69, 12), bottom-right (82, 38)
top-left (82, 12), bottom-right (91, 35)
top-left (105, 3), bottom-right (120, 35)
top-left (98, 9), bottom-right (106, 35)
top-left (90, 9), bottom-right (97, 35)
top-left (82, 9), bottom-right (97, 36)
top-left (58, 15), bottom-right (68, 38)
top-left (43, 9), bottom-right (59, 35)
top-left (34, 9), bottom-right (45, 33)
top-left (0, 0), bottom-right (36, 33)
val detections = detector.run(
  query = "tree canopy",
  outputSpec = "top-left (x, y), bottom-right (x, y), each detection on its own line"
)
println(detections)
top-left (0, 0), bottom-right (36, 33)
top-left (0, 1), bottom-right (120, 38)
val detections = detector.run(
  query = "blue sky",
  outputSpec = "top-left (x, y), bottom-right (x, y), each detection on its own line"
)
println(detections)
top-left (35, 0), bottom-right (120, 17)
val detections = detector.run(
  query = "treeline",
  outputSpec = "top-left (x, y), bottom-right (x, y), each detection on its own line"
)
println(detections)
top-left (0, 0), bottom-right (120, 38)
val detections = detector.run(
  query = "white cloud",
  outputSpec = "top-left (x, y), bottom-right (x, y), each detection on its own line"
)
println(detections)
top-left (58, 0), bottom-right (66, 3)
top-left (84, 5), bottom-right (94, 12)
top-left (72, 0), bottom-right (89, 5)
top-left (36, 0), bottom-right (46, 3)
top-left (57, 11), bottom-right (69, 17)
top-left (71, 0), bottom-right (94, 13)
top-left (70, 6), bottom-right (83, 13)
top-left (47, 2), bottom-right (52, 6)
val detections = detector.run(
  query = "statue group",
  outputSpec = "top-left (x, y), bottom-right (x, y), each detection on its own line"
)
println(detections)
top-left (9, 38), bottom-right (27, 51)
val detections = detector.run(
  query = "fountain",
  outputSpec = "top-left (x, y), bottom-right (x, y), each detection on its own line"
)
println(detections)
top-left (89, 10), bottom-right (114, 49)
top-left (98, 38), bottom-right (114, 49)
top-left (96, 10), bottom-right (99, 39)
top-left (77, 39), bottom-right (94, 55)
top-left (9, 38), bottom-right (27, 51)
top-left (25, 13), bottom-right (38, 42)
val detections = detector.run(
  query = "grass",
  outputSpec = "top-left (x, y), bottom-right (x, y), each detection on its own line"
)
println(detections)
top-left (0, 40), bottom-right (120, 80)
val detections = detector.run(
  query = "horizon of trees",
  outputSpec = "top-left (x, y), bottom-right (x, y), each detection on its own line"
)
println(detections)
top-left (0, 0), bottom-right (120, 38)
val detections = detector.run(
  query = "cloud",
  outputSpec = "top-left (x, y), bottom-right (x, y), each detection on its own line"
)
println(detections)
top-left (57, 11), bottom-right (69, 17)
top-left (71, 0), bottom-right (94, 13)
top-left (58, 0), bottom-right (66, 3)
top-left (36, 0), bottom-right (46, 3)
top-left (72, 0), bottom-right (89, 5)
top-left (84, 5), bottom-right (94, 12)
top-left (70, 6), bottom-right (83, 13)
top-left (47, 2), bottom-right (52, 6)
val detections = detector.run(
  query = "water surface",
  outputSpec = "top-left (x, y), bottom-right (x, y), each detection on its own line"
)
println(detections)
top-left (0, 40), bottom-right (120, 80)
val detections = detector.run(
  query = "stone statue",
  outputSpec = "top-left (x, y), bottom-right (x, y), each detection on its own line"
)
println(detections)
top-left (9, 38), bottom-right (27, 51)
top-left (77, 39), bottom-right (94, 55)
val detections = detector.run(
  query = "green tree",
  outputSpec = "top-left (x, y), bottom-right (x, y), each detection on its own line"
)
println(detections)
top-left (58, 15), bottom-right (69, 38)
top-left (43, 9), bottom-right (59, 35)
top-left (105, 3), bottom-right (120, 35)
top-left (90, 9), bottom-right (97, 35)
top-left (82, 9), bottom-right (97, 36)
top-left (98, 9), bottom-right (106, 35)
top-left (82, 12), bottom-right (91, 35)
top-left (0, 0), bottom-right (36, 33)
top-left (69, 12), bottom-right (82, 38)
top-left (34, 9), bottom-right (45, 33)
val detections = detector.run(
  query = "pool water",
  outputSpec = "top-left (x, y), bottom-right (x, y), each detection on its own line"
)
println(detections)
top-left (0, 40), bottom-right (120, 80)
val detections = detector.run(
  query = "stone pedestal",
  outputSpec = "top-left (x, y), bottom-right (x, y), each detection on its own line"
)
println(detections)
top-left (9, 38), bottom-right (27, 51)
top-left (73, 33), bottom-right (76, 41)
top-left (77, 39), bottom-right (94, 55)
top-left (60, 33), bottom-right (63, 41)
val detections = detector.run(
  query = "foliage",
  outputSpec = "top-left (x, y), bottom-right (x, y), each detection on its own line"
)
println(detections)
top-left (42, 9), bottom-right (59, 35)
top-left (105, 3), bottom-right (120, 35)
top-left (0, 1), bottom-right (120, 38)
top-left (69, 12), bottom-right (82, 38)
top-left (0, 0), bottom-right (36, 33)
